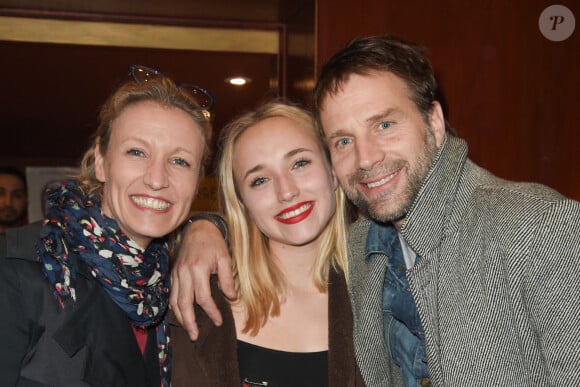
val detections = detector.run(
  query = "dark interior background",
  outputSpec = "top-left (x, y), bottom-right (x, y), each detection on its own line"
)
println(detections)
top-left (0, 0), bottom-right (315, 176)
top-left (1, 0), bottom-right (578, 202)
top-left (316, 0), bottom-right (579, 200)
top-left (1, 41), bottom-right (279, 172)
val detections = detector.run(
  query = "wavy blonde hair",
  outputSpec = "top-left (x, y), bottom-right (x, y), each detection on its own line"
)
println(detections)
top-left (218, 100), bottom-right (348, 335)
top-left (78, 77), bottom-right (212, 196)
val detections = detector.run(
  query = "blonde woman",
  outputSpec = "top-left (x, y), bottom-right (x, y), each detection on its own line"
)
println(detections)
top-left (0, 65), bottom-right (212, 387)
top-left (170, 101), bottom-right (364, 386)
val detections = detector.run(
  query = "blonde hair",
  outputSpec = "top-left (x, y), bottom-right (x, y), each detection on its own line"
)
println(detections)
top-left (218, 100), bottom-right (348, 335)
top-left (78, 77), bottom-right (212, 196)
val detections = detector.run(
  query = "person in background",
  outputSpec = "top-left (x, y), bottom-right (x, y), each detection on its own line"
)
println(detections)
top-left (171, 35), bottom-right (579, 387)
top-left (0, 65), bottom-right (213, 387)
top-left (0, 166), bottom-right (28, 233)
top-left (170, 101), bottom-right (364, 386)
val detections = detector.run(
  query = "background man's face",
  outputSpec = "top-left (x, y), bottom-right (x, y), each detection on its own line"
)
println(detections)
top-left (0, 173), bottom-right (28, 231)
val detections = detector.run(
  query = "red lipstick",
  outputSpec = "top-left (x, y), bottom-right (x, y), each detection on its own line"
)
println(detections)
top-left (275, 201), bottom-right (314, 224)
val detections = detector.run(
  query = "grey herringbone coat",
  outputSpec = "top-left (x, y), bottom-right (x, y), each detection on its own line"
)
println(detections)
top-left (348, 135), bottom-right (580, 386)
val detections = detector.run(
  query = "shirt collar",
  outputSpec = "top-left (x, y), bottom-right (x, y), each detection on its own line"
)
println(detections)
top-left (365, 220), bottom-right (398, 261)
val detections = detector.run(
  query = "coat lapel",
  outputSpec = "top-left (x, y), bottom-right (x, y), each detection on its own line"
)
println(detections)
top-left (53, 261), bottom-right (158, 387)
top-left (327, 269), bottom-right (365, 386)
top-left (348, 218), bottom-right (392, 385)
top-left (169, 276), bottom-right (240, 386)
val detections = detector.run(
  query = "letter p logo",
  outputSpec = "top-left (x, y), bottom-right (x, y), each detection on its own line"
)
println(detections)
top-left (539, 5), bottom-right (575, 41)
top-left (550, 15), bottom-right (566, 30)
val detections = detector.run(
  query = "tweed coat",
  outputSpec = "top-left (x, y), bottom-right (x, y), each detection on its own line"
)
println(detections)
top-left (170, 269), bottom-right (365, 386)
top-left (348, 135), bottom-right (580, 386)
top-left (0, 222), bottom-right (162, 387)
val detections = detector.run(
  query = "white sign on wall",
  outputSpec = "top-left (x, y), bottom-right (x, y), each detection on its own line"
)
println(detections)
top-left (26, 166), bottom-right (79, 223)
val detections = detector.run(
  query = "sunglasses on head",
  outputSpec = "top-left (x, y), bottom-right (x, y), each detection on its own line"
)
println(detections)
top-left (128, 64), bottom-right (215, 112)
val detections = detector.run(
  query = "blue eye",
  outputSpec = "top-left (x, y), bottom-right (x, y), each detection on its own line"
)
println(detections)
top-left (172, 158), bottom-right (191, 167)
top-left (379, 121), bottom-right (392, 130)
top-left (250, 177), bottom-right (268, 187)
top-left (127, 148), bottom-right (145, 157)
top-left (337, 137), bottom-right (351, 147)
top-left (294, 159), bottom-right (311, 169)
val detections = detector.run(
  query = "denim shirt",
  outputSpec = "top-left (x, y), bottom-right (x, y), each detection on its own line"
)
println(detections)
top-left (366, 221), bottom-right (430, 387)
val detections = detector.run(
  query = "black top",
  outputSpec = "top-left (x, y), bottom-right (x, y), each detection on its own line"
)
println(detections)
top-left (237, 340), bottom-right (328, 387)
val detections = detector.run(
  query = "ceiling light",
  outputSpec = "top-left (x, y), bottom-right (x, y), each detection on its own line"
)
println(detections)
top-left (225, 76), bottom-right (252, 86)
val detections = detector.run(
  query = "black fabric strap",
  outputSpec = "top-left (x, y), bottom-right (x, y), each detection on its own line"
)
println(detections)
top-left (184, 212), bottom-right (229, 245)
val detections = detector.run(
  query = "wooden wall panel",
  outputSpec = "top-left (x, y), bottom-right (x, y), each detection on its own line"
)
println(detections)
top-left (316, 0), bottom-right (579, 199)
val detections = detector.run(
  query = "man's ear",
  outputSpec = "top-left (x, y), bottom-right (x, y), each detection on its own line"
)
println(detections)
top-left (429, 101), bottom-right (446, 147)
top-left (94, 141), bottom-right (106, 183)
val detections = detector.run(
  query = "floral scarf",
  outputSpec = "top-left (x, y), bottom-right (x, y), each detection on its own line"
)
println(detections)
top-left (38, 180), bottom-right (171, 386)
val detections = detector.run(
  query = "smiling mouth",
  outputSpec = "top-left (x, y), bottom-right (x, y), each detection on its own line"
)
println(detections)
top-left (131, 196), bottom-right (171, 210)
top-left (277, 202), bottom-right (313, 220)
top-left (364, 170), bottom-right (400, 189)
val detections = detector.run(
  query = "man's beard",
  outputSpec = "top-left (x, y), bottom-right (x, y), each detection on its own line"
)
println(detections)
top-left (343, 126), bottom-right (439, 224)
top-left (0, 206), bottom-right (26, 227)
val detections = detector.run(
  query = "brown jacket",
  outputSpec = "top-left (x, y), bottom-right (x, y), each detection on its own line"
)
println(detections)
top-left (170, 268), bottom-right (365, 386)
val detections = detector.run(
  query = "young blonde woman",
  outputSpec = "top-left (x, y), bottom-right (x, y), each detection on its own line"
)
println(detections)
top-left (170, 101), bottom-right (364, 386)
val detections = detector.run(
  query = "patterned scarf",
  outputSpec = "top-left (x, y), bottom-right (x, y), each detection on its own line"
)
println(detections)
top-left (38, 180), bottom-right (171, 386)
